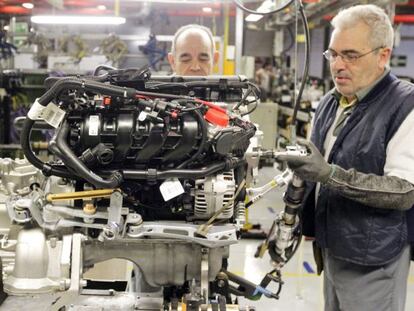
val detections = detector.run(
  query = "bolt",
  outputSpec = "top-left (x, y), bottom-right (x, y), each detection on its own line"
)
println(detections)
top-left (59, 279), bottom-right (69, 290)
top-left (57, 178), bottom-right (67, 186)
top-left (83, 217), bottom-right (94, 224)
top-left (83, 203), bottom-right (96, 215)
top-left (50, 237), bottom-right (57, 248)
top-left (113, 190), bottom-right (122, 198)
top-left (97, 233), bottom-right (105, 242)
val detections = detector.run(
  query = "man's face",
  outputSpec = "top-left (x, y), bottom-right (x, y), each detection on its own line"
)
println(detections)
top-left (328, 22), bottom-right (391, 98)
top-left (168, 30), bottom-right (219, 76)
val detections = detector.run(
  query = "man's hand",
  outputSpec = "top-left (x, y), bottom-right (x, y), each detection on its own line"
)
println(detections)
top-left (276, 139), bottom-right (333, 183)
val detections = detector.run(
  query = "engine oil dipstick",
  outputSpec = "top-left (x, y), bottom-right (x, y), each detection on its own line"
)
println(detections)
top-left (46, 188), bottom-right (121, 202)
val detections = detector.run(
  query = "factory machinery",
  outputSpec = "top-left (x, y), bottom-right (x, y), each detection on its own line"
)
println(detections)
top-left (0, 1), bottom-right (311, 310)
top-left (0, 65), bottom-right (308, 310)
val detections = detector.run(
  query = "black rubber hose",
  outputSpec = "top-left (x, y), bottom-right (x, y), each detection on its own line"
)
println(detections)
top-left (20, 119), bottom-right (74, 178)
top-left (233, 0), bottom-right (294, 15)
top-left (14, 117), bottom-right (53, 133)
top-left (176, 106), bottom-right (208, 169)
top-left (37, 77), bottom-right (137, 107)
top-left (113, 158), bottom-right (244, 180)
top-left (22, 78), bottom-right (137, 177)
top-left (241, 101), bottom-right (258, 117)
top-left (147, 81), bottom-right (249, 89)
top-left (44, 73), bottom-right (109, 89)
top-left (93, 64), bottom-right (117, 76)
top-left (44, 77), bottom-right (65, 89)
top-left (20, 79), bottom-right (81, 175)
top-left (21, 119), bottom-right (46, 171)
top-left (38, 77), bottom-right (80, 106)
top-left (292, 0), bottom-right (310, 125)
top-left (84, 80), bottom-right (137, 98)
top-left (54, 121), bottom-right (123, 188)
top-left (120, 162), bottom-right (226, 180)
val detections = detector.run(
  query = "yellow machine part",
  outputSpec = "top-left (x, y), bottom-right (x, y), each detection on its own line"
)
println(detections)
top-left (46, 188), bottom-right (120, 202)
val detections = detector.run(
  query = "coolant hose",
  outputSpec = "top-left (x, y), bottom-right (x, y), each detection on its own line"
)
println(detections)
top-left (53, 121), bottom-right (123, 188)
top-left (21, 77), bottom-right (137, 180)
top-left (177, 107), bottom-right (208, 169)
top-left (20, 119), bottom-right (74, 178)
top-left (117, 158), bottom-right (244, 180)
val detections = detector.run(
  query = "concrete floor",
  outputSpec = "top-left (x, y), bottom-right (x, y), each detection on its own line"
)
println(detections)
top-left (229, 166), bottom-right (414, 311)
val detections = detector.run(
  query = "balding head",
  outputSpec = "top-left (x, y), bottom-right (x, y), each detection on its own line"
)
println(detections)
top-left (168, 24), bottom-right (219, 76)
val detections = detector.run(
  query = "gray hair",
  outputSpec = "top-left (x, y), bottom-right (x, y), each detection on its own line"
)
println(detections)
top-left (331, 4), bottom-right (394, 49)
top-left (171, 24), bottom-right (215, 55)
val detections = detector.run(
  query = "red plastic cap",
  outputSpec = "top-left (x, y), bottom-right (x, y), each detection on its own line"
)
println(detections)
top-left (103, 97), bottom-right (111, 106)
top-left (204, 108), bottom-right (229, 127)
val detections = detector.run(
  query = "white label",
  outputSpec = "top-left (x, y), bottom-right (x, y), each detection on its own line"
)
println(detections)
top-left (281, 95), bottom-right (292, 102)
top-left (138, 111), bottom-right (147, 122)
top-left (27, 99), bottom-right (46, 120)
top-left (160, 178), bottom-right (185, 201)
top-left (42, 103), bottom-right (66, 128)
top-left (88, 115), bottom-right (100, 136)
top-left (28, 100), bottom-right (66, 127)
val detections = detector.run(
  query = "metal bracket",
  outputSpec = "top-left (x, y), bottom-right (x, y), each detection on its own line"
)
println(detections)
top-left (200, 247), bottom-right (209, 310)
top-left (50, 233), bottom-right (84, 311)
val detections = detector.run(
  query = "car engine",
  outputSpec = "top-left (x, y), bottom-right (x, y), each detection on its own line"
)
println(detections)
top-left (0, 68), bottom-right (283, 310)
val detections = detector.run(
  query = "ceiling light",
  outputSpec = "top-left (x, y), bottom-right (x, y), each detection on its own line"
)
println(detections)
top-left (132, 0), bottom-right (212, 3)
top-left (97, 5), bottom-right (106, 10)
top-left (245, 14), bottom-right (262, 22)
top-left (245, 0), bottom-right (276, 23)
top-left (31, 15), bottom-right (126, 25)
top-left (202, 7), bottom-right (212, 13)
top-left (3, 25), bottom-right (10, 31)
top-left (22, 2), bottom-right (34, 9)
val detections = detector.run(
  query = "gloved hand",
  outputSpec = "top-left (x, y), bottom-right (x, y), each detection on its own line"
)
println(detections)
top-left (276, 139), bottom-right (333, 183)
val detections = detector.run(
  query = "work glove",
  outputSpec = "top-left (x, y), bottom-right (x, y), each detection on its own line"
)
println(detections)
top-left (276, 139), bottom-right (333, 183)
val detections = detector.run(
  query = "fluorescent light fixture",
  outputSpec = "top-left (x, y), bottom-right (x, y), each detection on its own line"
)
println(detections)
top-left (202, 7), bottom-right (212, 13)
top-left (31, 15), bottom-right (126, 25)
top-left (133, 0), bottom-right (212, 3)
top-left (245, 0), bottom-right (275, 22)
top-left (245, 14), bottom-right (262, 22)
top-left (97, 5), bottom-right (107, 10)
top-left (22, 2), bottom-right (34, 9)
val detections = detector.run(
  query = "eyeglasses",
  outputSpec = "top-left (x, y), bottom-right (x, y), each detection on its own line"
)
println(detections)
top-left (323, 46), bottom-right (383, 63)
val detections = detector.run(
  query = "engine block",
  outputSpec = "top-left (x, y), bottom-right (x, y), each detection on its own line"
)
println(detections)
top-left (0, 69), bottom-right (264, 309)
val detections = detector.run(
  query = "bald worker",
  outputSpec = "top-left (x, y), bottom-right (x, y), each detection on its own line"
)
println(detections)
top-left (168, 24), bottom-right (219, 76)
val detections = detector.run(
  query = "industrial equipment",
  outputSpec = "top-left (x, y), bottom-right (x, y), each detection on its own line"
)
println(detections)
top-left (0, 67), bottom-right (301, 310)
top-left (0, 0), bottom-right (312, 309)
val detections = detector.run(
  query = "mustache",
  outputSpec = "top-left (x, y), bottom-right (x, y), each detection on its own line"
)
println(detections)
top-left (332, 69), bottom-right (350, 79)
top-left (333, 73), bottom-right (351, 79)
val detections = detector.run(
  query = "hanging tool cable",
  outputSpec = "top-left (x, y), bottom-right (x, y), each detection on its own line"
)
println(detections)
top-left (232, 0), bottom-right (311, 270)
top-left (232, 0), bottom-right (310, 133)
top-left (232, 0), bottom-right (294, 15)
top-left (267, 0), bottom-right (310, 269)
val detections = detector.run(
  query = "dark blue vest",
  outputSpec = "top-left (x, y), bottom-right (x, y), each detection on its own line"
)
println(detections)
top-left (302, 73), bottom-right (414, 265)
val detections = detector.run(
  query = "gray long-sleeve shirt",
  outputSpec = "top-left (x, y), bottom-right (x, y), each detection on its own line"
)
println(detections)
top-left (326, 165), bottom-right (414, 211)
